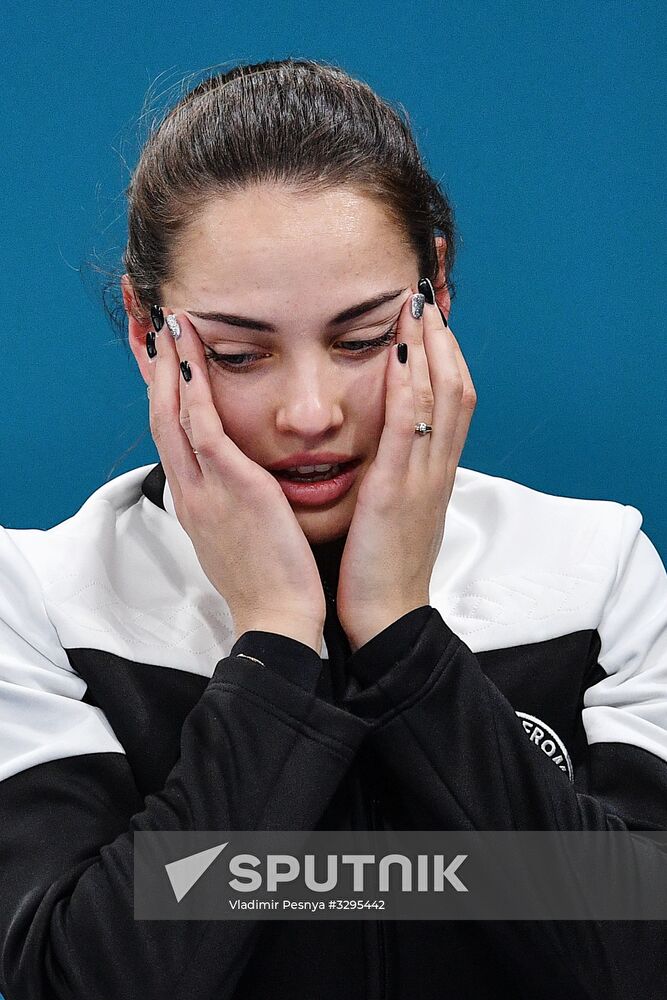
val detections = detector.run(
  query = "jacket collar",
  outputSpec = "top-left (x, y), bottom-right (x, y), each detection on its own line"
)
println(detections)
top-left (141, 462), bottom-right (177, 517)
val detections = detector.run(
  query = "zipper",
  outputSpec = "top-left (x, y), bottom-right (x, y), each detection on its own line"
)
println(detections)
top-left (369, 787), bottom-right (388, 999)
top-left (349, 761), bottom-right (387, 1000)
top-left (320, 575), bottom-right (388, 997)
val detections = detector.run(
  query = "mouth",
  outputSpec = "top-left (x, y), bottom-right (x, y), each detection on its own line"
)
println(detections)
top-left (269, 459), bottom-right (362, 507)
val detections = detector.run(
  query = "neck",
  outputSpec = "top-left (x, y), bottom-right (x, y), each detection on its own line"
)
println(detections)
top-left (310, 533), bottom-right (347, 594)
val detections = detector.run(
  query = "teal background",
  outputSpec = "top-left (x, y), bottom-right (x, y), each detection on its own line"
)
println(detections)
top-left (0, 1), bottom-right (664, 559)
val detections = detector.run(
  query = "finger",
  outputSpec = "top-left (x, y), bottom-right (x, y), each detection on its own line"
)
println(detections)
top-left (421, 301), bottom-right (469, 470)
top-left (403, 290), bottom-right (434, 423)
top-left (166, 311), bottom-right (241, 476)
top-left (372, 299), bottom-right (415, 485)
top-left (446, 327), bottom-right (478, 464)
top-left (400, 290), bottom-right (437, 476)
top-left (148, 313), bottom-right (201, 505)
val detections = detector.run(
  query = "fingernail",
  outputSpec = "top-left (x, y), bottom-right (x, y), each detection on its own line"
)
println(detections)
top-left (166, 314), bottom-right (182, 340)
top-left (410, 293), bottom-right (425, 320)
top-left (145, 330), bottom-right (157, 360)
top-left (437, 305), bottom-right (449, 328)
top-left (150, 305), bottom-right (164, 333)
top-left (397, 342), bottom-right (408, 364)
top-left (417, 278), bottom-right (435, 304)
top-left (180, 360), bottom-right (192, 382)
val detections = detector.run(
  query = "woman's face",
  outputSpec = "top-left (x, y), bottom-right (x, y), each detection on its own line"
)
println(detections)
top-left (132, 184), bottom-right (447, 545)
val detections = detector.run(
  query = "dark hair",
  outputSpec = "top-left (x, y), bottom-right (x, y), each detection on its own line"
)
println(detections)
top-left (112, 57), bottom-right (458, 330)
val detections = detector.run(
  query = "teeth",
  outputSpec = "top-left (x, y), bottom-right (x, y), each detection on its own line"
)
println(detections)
top-left (286, 463), bottom-right (337, 474)
top-left (280, 463), bottom-right (343, 480)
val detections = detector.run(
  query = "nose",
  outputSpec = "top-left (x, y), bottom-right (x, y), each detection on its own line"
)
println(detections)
top-left (274, 358), bottom-right (344, 438)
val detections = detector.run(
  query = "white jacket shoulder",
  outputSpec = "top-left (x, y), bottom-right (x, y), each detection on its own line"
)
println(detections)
top-left (4, 464), bottom-right (235, 674)
top-left (436, 466), bottom-right (653, 651)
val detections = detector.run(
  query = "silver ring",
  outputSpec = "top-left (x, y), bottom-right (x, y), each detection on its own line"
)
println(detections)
top-left (146, 385), bottom-right (151, 399)
top-left (414, 422), bottom-right (433, 435)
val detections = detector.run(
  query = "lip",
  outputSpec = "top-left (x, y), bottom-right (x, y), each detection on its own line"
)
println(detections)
top-left (266, 452), bottom-right (357, 472)
top-left (270, 459), bottom-right (361, 507)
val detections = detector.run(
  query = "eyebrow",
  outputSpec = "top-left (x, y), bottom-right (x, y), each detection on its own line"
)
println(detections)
top-left (188, 288), bottom-right (407, 332)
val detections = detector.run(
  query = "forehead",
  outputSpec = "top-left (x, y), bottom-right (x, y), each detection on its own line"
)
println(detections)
top-left (169, 184), bottom-right (415, 304)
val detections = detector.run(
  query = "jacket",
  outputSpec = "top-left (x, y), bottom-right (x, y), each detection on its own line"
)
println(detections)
top-left (1, 461), bottom-right (666, 1000)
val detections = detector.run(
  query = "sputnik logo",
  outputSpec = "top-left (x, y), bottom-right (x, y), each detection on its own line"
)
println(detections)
top-left (165, 842), bottom-right (229, 902)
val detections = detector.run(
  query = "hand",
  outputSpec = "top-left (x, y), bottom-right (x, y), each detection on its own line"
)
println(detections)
top-left (336, 285), bottom-right (477, 652)
top-left (147, 310), bottom-right (326, 650)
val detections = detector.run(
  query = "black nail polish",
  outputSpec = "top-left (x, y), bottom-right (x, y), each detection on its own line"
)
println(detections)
top-left (397, 342), bottom-right (408, 364)
top-left (437, 305), bottom-right (449, 328)
top-left (145, 330), bottom-right (157, 359)
top-left (180, 360), bottom-right (192, 382)
top-left (417, 277), bottom-right (435, 304)
top-left (151, 304), bottom-right (165, 333)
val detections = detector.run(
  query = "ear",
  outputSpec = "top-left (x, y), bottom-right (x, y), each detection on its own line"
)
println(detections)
top-left (433, 236), bottom-right (451, 324)
top-left (121, 274), bottom-right (153, 387)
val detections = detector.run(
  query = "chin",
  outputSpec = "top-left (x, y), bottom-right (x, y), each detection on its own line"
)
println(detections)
top-left (294, 500), bottom-right (354, 546)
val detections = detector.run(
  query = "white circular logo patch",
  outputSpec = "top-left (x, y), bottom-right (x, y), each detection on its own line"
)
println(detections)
top-left (515, 711), bottom-right (574, 782)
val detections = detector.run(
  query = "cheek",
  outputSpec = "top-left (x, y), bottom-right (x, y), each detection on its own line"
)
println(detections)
top-left (350, 366), bottom-right (388, 441)
top-left (209, 383), bottom-right (263, 449)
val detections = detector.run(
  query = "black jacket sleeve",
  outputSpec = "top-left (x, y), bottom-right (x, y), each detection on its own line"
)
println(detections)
top-left (0, 529), bottom-right (369, 1000)
top-left (344, 603), bottom-right (667, 829)
top-left (339, 518), bottom-right (667, 1000)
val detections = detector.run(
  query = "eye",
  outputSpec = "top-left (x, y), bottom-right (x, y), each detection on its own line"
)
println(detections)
top-left (203, 324), bottom-right (398, 372)
top-left (339, 325), bottom-right (398, 354)
top-left (203, 347), bottom-right (271, 370)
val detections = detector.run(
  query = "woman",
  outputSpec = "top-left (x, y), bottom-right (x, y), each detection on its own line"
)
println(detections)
top-left (0, 58), bottom-right (665, 1000)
